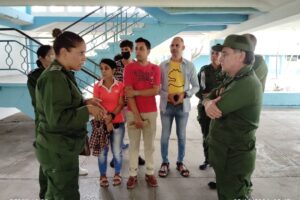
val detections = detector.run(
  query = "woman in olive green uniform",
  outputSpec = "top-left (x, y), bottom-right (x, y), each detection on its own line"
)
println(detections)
top-left (35, 31), bottom-right (102, 200)
top-left (204, 35), bottom-right (263, 200)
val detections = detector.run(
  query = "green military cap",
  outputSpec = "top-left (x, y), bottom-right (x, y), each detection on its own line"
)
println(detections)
top-left (214, 34), bottom-right (254, 52)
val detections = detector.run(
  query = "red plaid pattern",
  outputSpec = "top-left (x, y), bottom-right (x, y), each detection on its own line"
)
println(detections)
top-left (89, 119), bottom-right (111, 156)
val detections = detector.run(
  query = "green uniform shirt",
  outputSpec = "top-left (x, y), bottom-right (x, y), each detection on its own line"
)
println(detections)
top-left (208, 64), bottom-right (263, 147)
top-left (27, 62), bottom-right (45, 125)
top-left (196, 64), bottom-right (223, 101)
top-left (35, 60), bottom-right (89, 155)
top-left (253, 55), bottom-right (268, 91)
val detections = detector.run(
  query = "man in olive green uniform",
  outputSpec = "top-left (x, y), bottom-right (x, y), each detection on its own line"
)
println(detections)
top-left (203, 34), bottom-right (263, 200)
top-left (196, 44), bottom-right (223, 170)
top-left (35, 60), bottom-right (89, 200)
top-left (243, 33), bottom-right (268, 91)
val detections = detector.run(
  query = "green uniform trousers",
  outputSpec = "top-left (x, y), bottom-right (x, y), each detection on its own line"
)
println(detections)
top-left (35, 143), bottom-right (80, 200)
top-left (209, 138), bottom-right (256, 200)
top-left (39, 165), bottom-right (47, 198)
top-left (197, 103), bottom-right (211, 163)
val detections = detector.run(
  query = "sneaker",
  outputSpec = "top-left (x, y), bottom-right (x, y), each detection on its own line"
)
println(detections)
top-left (208, 181), bottom-right (217, 189)
top-left (127, 176), bottom-right (137, 189)
top-left (145, 174), bottom-right (158, 187)
top-left (110, 158), bottom-right (114, 168)
top-left (199, 161), bottom-right (209, 170)
top-left (79, 167), bottom-right (88, 176)
top-left (138, 156), bottom-right (145, 165)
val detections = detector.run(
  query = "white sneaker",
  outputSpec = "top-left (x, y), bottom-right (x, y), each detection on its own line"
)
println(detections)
top-left (79, 167), bottom-right (88, 176)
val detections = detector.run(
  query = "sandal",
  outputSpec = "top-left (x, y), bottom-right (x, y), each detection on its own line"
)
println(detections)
top-left (158, 163), bottom-right (170, 178)
top-left (112, 173), bottom-right (122, 186)
top-left (176, 162), bottom-right (190, 177)
top-left (100, 176), bottom-right (109, 187)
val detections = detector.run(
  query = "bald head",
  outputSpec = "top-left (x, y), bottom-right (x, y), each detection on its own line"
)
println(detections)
top-left (170, 37), bottom-right (185, 61)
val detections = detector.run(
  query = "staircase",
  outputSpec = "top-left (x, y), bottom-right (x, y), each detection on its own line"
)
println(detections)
top-left (0, 6), bottom-right (191, 118)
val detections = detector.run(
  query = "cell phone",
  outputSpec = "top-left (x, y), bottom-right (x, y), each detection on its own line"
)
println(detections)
top-left (173, 94), bottom-right (179, 102)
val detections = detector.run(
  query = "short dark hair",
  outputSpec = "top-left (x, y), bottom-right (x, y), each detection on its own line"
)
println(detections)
top-left (244, 51), bottom-right (255, 65)
top-left (53, 31), bottom-right (84, 55)
top-left (100, 58), bottom-right (117, 69)
top-left (233, 49), bottom-right (254, 65)
top-left (135, 37), bottom-right (151, 49)
top-left (52, 28), bottom-right (63, 39)
top-left (120, 40), bottom-right (133, 50)
top-left (37, 45), bottom-right (52, 58)
top-left (114, 54), bottom-right (123, 61)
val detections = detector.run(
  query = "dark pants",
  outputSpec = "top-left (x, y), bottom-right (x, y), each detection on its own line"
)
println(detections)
top-left (197, 103), bottom-right (211, 163)
top-left (35, 143), bottom-right (80, 200)
top-left (39, 165), bottom-right (47, 198)
top-left (209, 138), bottom-right (256, 200)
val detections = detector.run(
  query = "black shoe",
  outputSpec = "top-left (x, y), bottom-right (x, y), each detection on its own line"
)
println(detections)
top-left (122, 143), bottom-right (129, 150)
top-left (110, 159), bottom-right (114, 168)
top-left (138, 156), bottom-right (145, 165)
top-left (199, 161), bottom-right (209, 170)
top-left (208, 181), bottom-right (217, 189)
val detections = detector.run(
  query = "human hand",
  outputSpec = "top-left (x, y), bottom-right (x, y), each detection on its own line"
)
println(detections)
top-left (168, 93), bottom-right (176, 105)
top-left (87, 105), bottom-right (104, 121)
top-left (84, 98), bottom-right (102, 107)
top-left (125, 87), bottom-right (138, 98)
top-left (174, 92), bottom-right (184, 105)
top-left (204, 96), bottom-right (222, 119)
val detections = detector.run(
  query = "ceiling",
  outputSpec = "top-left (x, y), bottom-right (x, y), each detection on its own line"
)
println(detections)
top-left (0, 0), bottom-right (300, 41)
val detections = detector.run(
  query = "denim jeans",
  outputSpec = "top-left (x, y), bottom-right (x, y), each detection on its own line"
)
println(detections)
top-left (98, 123), bottom-right (125, 175)
top-left (160, 103), bottom-right (189, 163)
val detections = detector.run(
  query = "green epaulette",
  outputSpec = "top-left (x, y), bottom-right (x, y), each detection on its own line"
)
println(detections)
top-left (49, 64), bottom-right (63, 71)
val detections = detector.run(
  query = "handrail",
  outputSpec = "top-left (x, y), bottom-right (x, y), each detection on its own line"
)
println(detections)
top-left (62, 6), bottom-right (103, 32)
top-left (0, 28), bottom-right (42, 46)
top-left (86, 13), bottom-right (149, 52)
top-left (0, 40), bottom-right (37, 53)
top-left (0, 28), bottom-right (97, 80)
top-left (81, 65), bottom-right (98, 79)
top-left (79, 7), bottom-right (130, 37)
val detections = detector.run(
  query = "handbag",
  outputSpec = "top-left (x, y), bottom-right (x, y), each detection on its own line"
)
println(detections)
top-left (80, 136), bottom-right (91, 156)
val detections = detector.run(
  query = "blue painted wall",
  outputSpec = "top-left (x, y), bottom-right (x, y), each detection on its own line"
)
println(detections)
top-left (193, 55), bottom-right (210, 72)
top-left (0, 83), bottom-right (34, 118)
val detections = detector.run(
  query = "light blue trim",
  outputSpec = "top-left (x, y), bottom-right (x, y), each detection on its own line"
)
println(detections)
top-left (263, 93), bottom-right (300, 106)
top-left (0, 83), bottom-right (34, 118)
top-left (184, 25), bottom-right (226, 31)
top-left (162, 7), bottom-right (260, 15)
top-left (142, 7), bottom-right (248, 25)
top-left (22, 16), bottom-right (157, 30)
top-left (0, 7), bottom-right (33, 25)
top-left (0, 19), bottom-right (21, 29)
top-left (25, 6), bottom-right (31, 14)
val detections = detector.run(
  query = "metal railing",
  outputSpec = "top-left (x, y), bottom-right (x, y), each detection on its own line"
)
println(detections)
top-left (0, 7), bottom-right (149, 94)
top-left (0, 30), bottom-right (97, 95)
top-left (62, 6), bottom-right (104, 32)
top-left (0, 40), bottom-right (35, 74)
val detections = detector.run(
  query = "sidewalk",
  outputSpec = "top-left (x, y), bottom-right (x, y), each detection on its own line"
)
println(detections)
top-left (0, 107), bottom-right (299, 200)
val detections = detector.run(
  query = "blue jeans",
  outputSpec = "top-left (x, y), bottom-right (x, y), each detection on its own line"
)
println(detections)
top-left (160, 103), bottom-right (189, 163)
top-left (98, 123), bottom-right (125, 175)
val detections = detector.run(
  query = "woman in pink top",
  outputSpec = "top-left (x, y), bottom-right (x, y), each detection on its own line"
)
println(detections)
top-left (91, 58), bottom-right (125, 187)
